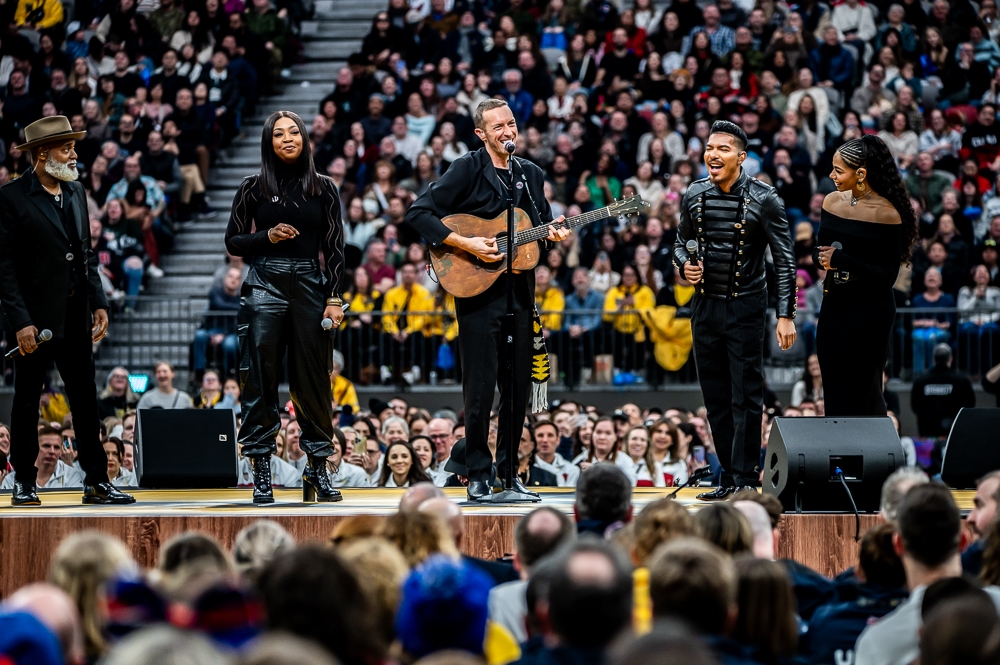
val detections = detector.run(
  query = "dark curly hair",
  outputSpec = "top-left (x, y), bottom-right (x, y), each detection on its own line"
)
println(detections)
top-left (837, 135), bottom-right (918, 264)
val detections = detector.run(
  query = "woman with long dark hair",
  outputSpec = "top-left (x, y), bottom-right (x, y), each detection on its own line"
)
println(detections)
top-left (814, 135), bottom-right (917, 416)
top-left (377, 440), bottom-right (431, 487)
top-left (225, 110), bottom-right (346, 504)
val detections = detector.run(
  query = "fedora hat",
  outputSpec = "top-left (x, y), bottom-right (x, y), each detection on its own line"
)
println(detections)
top-left (18, 116), bottom-right (86, 152)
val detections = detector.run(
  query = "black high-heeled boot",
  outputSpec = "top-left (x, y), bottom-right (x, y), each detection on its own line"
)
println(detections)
top-left (302, 456), bottom-right (343, 503)
top-left (250, 455), bottom-right (274, 504)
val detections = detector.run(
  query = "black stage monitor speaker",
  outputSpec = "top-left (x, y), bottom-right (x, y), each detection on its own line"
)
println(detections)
top-left (941, 408), bottom-right (1000, 489)
top-left (136, 409), bottom-right (239, 488)
top-left (762, 417), bottom-right (903, 513)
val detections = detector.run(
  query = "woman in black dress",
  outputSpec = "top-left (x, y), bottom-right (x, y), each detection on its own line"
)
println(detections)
top-left (814, 135), bottom-right (918, 416)
top-left (225, 111), bottom-right (346, 504)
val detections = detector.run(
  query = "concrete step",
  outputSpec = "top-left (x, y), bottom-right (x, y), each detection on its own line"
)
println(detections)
top-left (300, 20), bottom-right (371, 38)
top-left (103, 320), bottom-right (202, 343)
top-left (95, 345), bottom-right (190, 369)
top-left (173, 237), bottom-right (226, 255)
top-left (160, 254), bottom-right (225, 273)
top-left (302, 42), bottom-right (359, 61)
top-left (284, 61), bottom-right (346, 81)
top-left (144, 276), bottom-right (216, 296)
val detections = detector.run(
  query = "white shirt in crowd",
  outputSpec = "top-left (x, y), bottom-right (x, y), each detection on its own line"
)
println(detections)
top-left (535, 453), bottom-right (580, 487)
top-left (237, 455), bottom-right (302, 488)
top-left (427, 463), bottom-right (453, 487)
top-left (136, 388), bottom-right (192, 409)
top-left (571, 451), bottom-right (638, 485)
top-left (634, 458), bottom-right (689, 487)
top-left (327, 461), bottom-right (372, 488)
top-left (289, 455), bottom-right (307, 473)
top-left (489, 580), bottom-right (529, 644)
top-left (854, 585), bottom-right (1000, 665)
top-left (1, 460), bottom-right (85, 489)
top-left (113, 466), bottom-right (138, 486)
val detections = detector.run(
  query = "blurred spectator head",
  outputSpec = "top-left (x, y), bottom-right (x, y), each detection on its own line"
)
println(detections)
top-left (378, 509), bottom-right (457, 567)
top-left (880, 467), bottom-right (930, 522)
top-left (857, 522), bottom-right (907, 588)
top-left (48, 531), bottom-right (135, 660)
top-left (232, 520), bottom-right (295, 585)
top-left (649, 537), bottom-right (737, 635)
top-left (3, 583), bottom-right (84, 665)
top-left (546, 538), bottom-right (634, 649)
top-left (258, 545), bottom-right (384, 665)
top-left (632, 498), bottom-right (696, 565)
top-left (732, 500), bottom-right (775, 559)
top-left (694, 502), bottom-right (753, 555)
top-left (896, 483), bottom-right (963, 570)
top-left (337, 537), bottom-right (409, 648)
top-left (732, 558), bottom-right (798, 660)
top-left (575, 464), bottom-right (633, 527)
top-left (514, 507), bottom-right (576, 574)
top-left (100, 625), bottom-right (229, 665)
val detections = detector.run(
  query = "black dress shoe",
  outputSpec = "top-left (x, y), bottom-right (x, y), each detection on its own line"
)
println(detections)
top-left (696, 486), bottom-right (736, 501)
top-left (511, 478), bottom-right (540, 497)
top-left (302, 457), bottom-right (343, 503)
top-left (249, 455), bottom-right (274, 504)
top-left (11, 480), bottom-right (40, 506)
top-left (467, 480), bottom-right (492, 501)
top-left (733, 485), bottom-right (758, 495)
top-left (82, 481), bottom-right (136, 505)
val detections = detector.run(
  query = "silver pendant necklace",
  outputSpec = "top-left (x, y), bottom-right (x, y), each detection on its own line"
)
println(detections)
top-left (851, 189), bottom-right (872, 206)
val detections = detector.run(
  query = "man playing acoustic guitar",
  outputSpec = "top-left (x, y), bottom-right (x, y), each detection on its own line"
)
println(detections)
top-left (406, 99), bottom-right (570, 502)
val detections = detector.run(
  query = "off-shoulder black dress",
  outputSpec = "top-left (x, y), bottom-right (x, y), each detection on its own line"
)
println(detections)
top-left (815, 209), bottom-right (901, 416)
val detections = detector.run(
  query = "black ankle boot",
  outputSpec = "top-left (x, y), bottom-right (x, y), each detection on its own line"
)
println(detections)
top-left (250, 455), bottom-right (274, 504)
top-left (302, 456), bottom-right (342, 503)
top-left (11, 480), bottom-right (40, 506)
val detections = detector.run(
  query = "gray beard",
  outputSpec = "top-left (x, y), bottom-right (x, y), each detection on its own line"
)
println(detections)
top-left (45, 159), bottom-right (79, 182)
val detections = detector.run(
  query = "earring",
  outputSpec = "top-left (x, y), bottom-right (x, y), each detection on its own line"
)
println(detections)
top-left (858, 180), bottom-right (865, 190)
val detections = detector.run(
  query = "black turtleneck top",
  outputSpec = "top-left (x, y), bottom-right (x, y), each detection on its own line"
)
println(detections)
top-left (225, 164), bottom-right (346, 297)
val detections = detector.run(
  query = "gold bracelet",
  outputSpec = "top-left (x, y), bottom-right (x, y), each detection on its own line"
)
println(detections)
top-left (327, 297), bottom-right (343, 307)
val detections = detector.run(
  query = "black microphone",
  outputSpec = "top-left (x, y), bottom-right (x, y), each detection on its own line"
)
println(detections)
top-left (503, 140), bottom-right (516, 154)
top-left (668, 465), bottom-right (714, 499)
top-left (5, 329), bottom-right (53, 358)
top-left (832, 241), bottom-right (843, 251)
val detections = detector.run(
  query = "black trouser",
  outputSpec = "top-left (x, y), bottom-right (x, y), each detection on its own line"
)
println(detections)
top-left (10, 292), bottom-right (106, 486)
top-left (691, 291), bottom-right (767, 487)
top-left (457, 274), bottom-right (533, 483)
top-left (238, 258), bottom-right (334, 459)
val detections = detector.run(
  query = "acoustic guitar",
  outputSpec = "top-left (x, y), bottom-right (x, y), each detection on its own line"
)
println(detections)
top-left (429, 195), bottom-right (648, 298)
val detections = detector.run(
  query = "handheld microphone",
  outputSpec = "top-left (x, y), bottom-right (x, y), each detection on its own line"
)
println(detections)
top-left (5, 329), bottom-right (52, 358)
top-left (503, 140), bottom-right (516, 154)
top-left (322, 302), bottom-right (351, 329)
top-left (685, 239), bottom-right (700, 262)
top-left (832, 241), bottom-right (843, 250)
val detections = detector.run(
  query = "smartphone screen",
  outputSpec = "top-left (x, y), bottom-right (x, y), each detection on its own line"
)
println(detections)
top-left (693, 445), bottom-right (706, 464)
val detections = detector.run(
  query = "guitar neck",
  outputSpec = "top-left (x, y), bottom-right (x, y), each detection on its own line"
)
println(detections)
top-left (506, 205), bottom-right (616, 248)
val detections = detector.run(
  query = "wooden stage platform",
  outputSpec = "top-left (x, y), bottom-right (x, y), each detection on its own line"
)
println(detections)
top-left (0, 487), bottom-right (975, 597)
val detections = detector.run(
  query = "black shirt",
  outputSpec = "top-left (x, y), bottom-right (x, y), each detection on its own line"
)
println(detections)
top-left (224, 165), bottom-right (346, 297)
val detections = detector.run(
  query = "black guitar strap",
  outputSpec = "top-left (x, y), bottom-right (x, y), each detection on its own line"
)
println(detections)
top-left (511, 157), bottom-right (544, 225)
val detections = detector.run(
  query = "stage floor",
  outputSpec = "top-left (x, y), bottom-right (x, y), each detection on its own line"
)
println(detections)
top-left (0, 487), bottom-right (975, 596)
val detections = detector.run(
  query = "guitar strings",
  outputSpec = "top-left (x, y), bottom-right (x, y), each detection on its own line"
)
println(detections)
top-left (494, 199), bottom-right (639, 252)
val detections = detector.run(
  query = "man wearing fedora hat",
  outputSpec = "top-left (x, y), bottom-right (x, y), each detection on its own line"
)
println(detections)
top-left (0, 116), bottom-right (135, 506)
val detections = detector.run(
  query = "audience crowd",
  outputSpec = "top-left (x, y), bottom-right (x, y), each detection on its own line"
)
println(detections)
top-left (4, 465), bottom-right (1000, 665)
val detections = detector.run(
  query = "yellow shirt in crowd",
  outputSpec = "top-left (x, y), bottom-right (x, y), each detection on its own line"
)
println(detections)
top-left (603, 284), bottom-right (656, 334)
top-left (535, 285), bottom-right (565, 331)
top-left (332, 374), bottom-right (359, 411)
top-left (424, 293), bottom-right (460, 341)
top-left (381, 283), bottom-right (434, 335)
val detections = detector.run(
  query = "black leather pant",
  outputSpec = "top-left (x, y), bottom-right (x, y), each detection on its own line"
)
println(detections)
top-left (238, 257), bottom-right (334, 459)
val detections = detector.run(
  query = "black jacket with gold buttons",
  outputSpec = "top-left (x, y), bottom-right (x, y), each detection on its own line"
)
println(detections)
top-left (672, 170), bottom-right (797, 319)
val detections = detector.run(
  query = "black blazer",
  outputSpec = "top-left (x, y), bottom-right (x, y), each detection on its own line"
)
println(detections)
top-left (404, 147), bottom-right (555, 307)
top-left (0, 171), bottom-right (108, 337)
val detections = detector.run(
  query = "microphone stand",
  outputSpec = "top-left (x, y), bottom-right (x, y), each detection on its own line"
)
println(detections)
top-left (668, 467), bottom-right (713, 499)
top-left (484, 144), bottom-right (540, 504)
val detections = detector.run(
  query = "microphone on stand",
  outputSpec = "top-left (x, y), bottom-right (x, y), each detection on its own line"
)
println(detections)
top-left (503, 140), bottom-right (516, 154)
top-left (5, 329), bottom-right (52, 358)
top-left (668, 465), bottom-right (714, 499)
